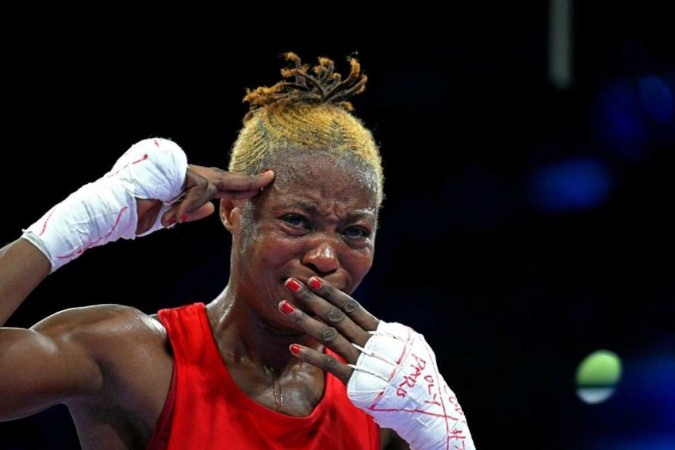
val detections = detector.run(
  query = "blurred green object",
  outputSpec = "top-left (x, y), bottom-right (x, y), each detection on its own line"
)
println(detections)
top-left (576, 349), bottom-right (622, 386)
top-left (575, 349), bottom-right (622, 404)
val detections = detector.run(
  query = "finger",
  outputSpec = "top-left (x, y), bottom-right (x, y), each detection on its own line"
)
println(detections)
top-left (136, 199), bottom-right (164, 235)
top-left (181, 202), bottom-right (215, 222)
top-left (288, 342), bottom-right (353, 385)
top-left (165, 167), bottom-right (274, 225)
top-left (285, 277), bottom-right (379, 338)
top-left (161, 202), bottom-right (215, 227)
top-left (306, 277), bottom-right (380, 332)
top-left (166, 167), bottom-right (221, 223)
top-left (189, 165), bottom-right (275, 197)
top-left (172, 182), bottom-right (217, 223)
top-left (284, 278), bottom-right (372, 347)
top-left (278, 300), bottom-right (361, 365)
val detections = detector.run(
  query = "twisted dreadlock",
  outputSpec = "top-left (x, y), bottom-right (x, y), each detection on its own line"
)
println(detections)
top-left (243, 52), bottom-right (368, 120)
top-left (228, 51), bottom-right (384, 207)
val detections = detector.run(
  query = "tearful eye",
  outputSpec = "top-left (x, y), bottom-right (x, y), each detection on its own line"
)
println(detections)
top-left (281, 214), bottom-right (309, 229)
top-left (342, 226), bottom-right (370, 239)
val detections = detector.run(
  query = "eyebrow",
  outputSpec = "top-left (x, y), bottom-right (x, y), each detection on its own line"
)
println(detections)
top-left (288, 200), bottom-right (376, 221)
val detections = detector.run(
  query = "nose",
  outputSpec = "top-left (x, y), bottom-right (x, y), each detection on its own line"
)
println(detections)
top-left (302, 237), bottom-right (340, 275)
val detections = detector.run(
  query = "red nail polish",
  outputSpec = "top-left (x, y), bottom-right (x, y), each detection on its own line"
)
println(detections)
top-left (309, 278), bottom-right (322, 290)
top-left (285, 278), bottom-right (302, 292)
top-left (180, 213), bottom-right (188, 223)
top-left (290, 344), bottom-right (302, 355)
top-left (280, 301), bottom-right (295, 314)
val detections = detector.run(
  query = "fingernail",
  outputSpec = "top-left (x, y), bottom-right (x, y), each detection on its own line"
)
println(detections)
top-left (308, 278), bottom-right (322, 290)
top-left (167, 217), bottom-right (176, 225)
top-left (290, 344), bottom-right (302, 355)
top-left (280, 300), bottom-right (295, 314)
top-left (179, 213), bottom-right (188, 223)
top-left (285, 278), bottom-right (302, 293)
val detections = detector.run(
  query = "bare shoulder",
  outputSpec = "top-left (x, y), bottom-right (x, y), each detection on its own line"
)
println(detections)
top-left (34, 304), bottom-right (174, 411)
top-left (31, 304), bottom-right (168, 361)
top-left (0, 304), bottom-right (172, 422)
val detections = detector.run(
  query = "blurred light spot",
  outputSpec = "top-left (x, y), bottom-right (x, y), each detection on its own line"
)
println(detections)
top-left (575, 349), bottom-right (622, 404)
top-left (582, 351), bottom-right (675, 448)
top-left (548, 0), bottom-right (573, 89)
top-left (529, 158), bottom-right (612, 213)
top-left (591, 79), bottom-right (650, 160)
top-left (576, 387), bottom-right (616, 404)
top-left (638, 75), bottom-right (673, 124)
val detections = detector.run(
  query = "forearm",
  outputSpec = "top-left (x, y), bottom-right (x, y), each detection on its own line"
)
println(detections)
top-left (0, 239), bottom-right (50, 326)
top-left (1, 138), bottom-right (186, 327)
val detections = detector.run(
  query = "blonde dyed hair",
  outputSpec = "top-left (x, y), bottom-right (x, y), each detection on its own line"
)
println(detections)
top-left (228, 52), bottom-right (384, 207)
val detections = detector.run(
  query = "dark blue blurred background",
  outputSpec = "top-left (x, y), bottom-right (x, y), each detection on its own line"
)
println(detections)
top-left (2, 2), bottom-right (674, 449)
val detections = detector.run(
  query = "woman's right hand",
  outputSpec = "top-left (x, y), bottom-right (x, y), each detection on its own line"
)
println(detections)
top-left (137, 165), bottom-right (275, 235)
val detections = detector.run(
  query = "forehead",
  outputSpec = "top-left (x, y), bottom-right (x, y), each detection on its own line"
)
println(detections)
top-left (263, 149), bottom-right (379, 210)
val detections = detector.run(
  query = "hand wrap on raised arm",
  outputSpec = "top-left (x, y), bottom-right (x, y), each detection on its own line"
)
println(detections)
top-left (347, 321), bottom-right (476, 450)
top-left (21, 137), bottom-right (187, 272)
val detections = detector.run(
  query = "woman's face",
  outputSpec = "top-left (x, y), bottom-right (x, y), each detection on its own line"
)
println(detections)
top-left (225, 149), bottom-right (380, 325)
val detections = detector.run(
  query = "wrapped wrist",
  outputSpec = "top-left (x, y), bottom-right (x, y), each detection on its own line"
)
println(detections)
top-left (347, 321), bottom-right (475, 450)
top-left (21, 137), bottom-right (187, 272)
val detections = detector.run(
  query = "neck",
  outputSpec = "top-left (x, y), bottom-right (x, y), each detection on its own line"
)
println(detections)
top-left (205, 285), bottom-right (327, 416)
top-left (206, 285), bottom-right (317, 372)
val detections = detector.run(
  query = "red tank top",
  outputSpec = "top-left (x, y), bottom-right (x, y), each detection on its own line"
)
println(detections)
top-left (146, 302), bottom-right (380, 450)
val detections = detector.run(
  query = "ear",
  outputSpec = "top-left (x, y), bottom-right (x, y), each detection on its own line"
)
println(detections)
top-left (219, 198), bottom-right (242, 232)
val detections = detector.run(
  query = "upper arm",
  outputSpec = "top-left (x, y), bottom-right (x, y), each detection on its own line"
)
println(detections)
top-left (0, 238), bottom-right (51, 326)
top-left (0, 310), bottom-right (104, 421)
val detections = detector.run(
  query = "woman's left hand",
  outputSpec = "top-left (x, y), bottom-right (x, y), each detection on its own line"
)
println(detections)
top-left (279, 276), bottom-right (476, 450)
top-left (279, 276), bottom-right (380, 384)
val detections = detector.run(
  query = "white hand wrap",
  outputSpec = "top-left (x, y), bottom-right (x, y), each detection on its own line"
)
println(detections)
top-left (347, 321), bottom-right (476, 450)
top-left (22, 138), bottom-right (187, 272)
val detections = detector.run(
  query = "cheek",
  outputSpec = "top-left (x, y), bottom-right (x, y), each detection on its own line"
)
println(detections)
top-left (247, 230), bottom-right (301, 267)
top-left (257, 242), bottom-right (294, 266)
top-left (342, 249), bottom-right (375, 287)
